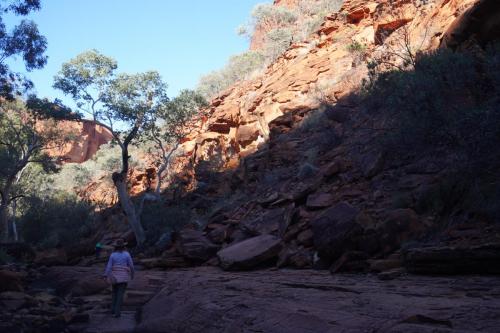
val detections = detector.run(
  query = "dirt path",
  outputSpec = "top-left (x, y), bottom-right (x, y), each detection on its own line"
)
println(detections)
top-left (51, 266), bottom-right (500, 332)
top-left (136, 267), bottom-right (500, 333)
top-left (71, 270), bottom-right (167, 333)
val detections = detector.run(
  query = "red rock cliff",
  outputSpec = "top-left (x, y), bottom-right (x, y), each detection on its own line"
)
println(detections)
top-left (179, 0), bottom-right (478, 182)
top-left (49, 120), bottom-right (113, 164)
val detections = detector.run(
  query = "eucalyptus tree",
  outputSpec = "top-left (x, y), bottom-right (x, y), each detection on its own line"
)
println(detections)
top-left (0, 98), bottom-right (76, 240)
top-left (54, 51), bottom-right (170, 245)
top-left (103, 71), bottom-right (169, 245)
top-left (0, 0), bottom-right (47, 99)
top-left (53, 50), bottom-right (117, 121)
top-left (146, 89), bottom-right (208, 197)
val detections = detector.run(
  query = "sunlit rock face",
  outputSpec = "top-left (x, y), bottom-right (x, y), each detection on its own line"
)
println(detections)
top-left (80, 0), bottom-right (484, 207)
top-left (175, 0), bottom-right (478, 188)
top-left (48, 120), bottom-right (113, 164)
top-left (250, 0), bottom-right (303, 51)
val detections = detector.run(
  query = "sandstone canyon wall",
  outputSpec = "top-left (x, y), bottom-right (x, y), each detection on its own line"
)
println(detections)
top-left (82, 0), bottom-right (500, 273)
top-left (178, 0), bottom-right (477, 185)
top-left (49, 120), bottom-right (113, 164)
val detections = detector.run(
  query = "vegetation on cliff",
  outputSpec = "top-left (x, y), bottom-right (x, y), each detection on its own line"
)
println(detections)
top-left (197, 0), bottom-right (344, 99)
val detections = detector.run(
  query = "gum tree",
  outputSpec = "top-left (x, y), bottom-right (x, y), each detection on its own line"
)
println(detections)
top-left (104, 71), bottom-right (169, 245)
top-left (0, 0), bottom-right (47, 99)
top-left (54, 51), bottom-right (169, 245)
top-left (53, 49), bottom-right (117, 121)
top-left (0, 98), bottom-right (76, 240)
top-left (146, 89), bottom-right (208, 198)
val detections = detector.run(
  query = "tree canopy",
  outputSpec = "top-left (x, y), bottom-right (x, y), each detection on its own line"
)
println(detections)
top-left (0, 0), bottom-right (47, 99)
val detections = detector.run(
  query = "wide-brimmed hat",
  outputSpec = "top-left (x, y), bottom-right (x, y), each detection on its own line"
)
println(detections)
top-left (113, 239), bottom-right (127, 248)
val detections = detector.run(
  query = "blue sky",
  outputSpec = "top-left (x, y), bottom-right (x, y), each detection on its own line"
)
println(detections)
top-left (6, 0), bottom-right (264, 107)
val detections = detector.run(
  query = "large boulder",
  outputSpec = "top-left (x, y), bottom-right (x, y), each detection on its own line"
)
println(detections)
top-left (404, 243), bottom-right (500, 274)
top-left (311, 202), bottom-right (363, 261)
top-left (34, 248), bottom-right (68, 266)
top-left (240, 207), bottom-right (293, 237)
top-left (217, 235), bottom-right (283, 270)
top-left (236, 123), bottom-right (260, 147)
top-left (0, 270), bottom-right (24, 292)
top-left (361, 152), bottom-right (384, 178)
top-left (378, 209), bottom-right (423, 254)
top-left (177, 230), bottom-right (219, 262)
top-left (37, 267), bottom-right (108, 296)
top-left (0, 291), bottom-right (33, 311)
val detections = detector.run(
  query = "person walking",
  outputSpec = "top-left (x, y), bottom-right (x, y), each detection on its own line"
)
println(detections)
top-left (103, 239), bottom-right (135, 318)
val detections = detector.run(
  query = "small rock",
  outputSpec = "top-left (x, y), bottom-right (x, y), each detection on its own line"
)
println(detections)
top-left (297, 229), bottom-right (314, 247)
top-left (377, 268), bottom-right (404, 280)
top-left (306, 193), bottom-right (335, 209)
top-left (361, 152), bottom-right (384, 178)
top-left (0, 270), bottom-right (24, 292)
top-left (330, 251), bottom-right (369, 273)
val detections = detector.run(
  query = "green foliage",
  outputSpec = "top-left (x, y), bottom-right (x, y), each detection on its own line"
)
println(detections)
top-left (363, 46), bottom-right (500, 219)
top-left (0, 100), bottom-right (75, 203)
top-left (53, 49), bottom-right (117, 120)
top-left (251, 3), bottom-right (298, 29)
top-left (299, 109), bottom-right (328, 132)
top-left (200, 1), bottom-right (345, 99)
top-left (364, 48), bottom-right (499, 164)
top-left (264, 27), bottom-right (294, 62)
top-left (157, 89), bottom-right (208, 142)
top-left (197, 51), bottom-right (265, 99)
top-left (50, 142), bottom-right (148, 193)
top-left (0, 0), bottom-right (46, 99)
top-left (347, 40), bottom-right (367, 53)
top-left (141, 199), bottom-right (191, 245)
top-left (0, 248), bottom-right (13, 265)
top-left (298, 0), bottom-right (344, 16)
top-left (104, 71), bottom-right (168, 127)
top-left (298, 0), bottom-right (344, 37)
top-left (19, 192), bottom-right (94, 249)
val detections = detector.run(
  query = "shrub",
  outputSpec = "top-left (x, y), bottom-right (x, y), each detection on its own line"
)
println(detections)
top-left (199, 1), bottom-right (345, 99)
top-left (197, 70), bottom-right (227, 100)
top-left (363, 46), bottom-right (500, 219)
top-left (197, 51), bottom-right (265, 99)
top-left (0, 249), bottom-right (13, 265)
top-left (364, 48), bottom-right (499, 164)
top-left (251, 3), bottom-right (298, 30)
top-left (347, 40), bottom-right (366, 53)
top-left (298, 0), bottom-right (344, 17)
top-left (20, 193), bottom-right (94, 249)
top-left (264, 28), bottom-right (294, 61)
top-left (141, 199), bottom-right (192, 245)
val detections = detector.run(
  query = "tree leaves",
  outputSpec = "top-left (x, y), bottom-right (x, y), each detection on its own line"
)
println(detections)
top-left (0, 1), bottom-right (46, 99)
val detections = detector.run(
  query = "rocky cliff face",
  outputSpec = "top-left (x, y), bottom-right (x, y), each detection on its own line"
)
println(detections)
top-left (87, 0), bottom-right (500, 273)
top-left (250, 0), bottom-right (300, 51)
top-left (48, 120), bottom-right (113, 164)
top-left (178, 0), bottom-right (476, 184)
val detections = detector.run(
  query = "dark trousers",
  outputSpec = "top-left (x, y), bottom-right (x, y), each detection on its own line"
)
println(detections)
top-left (111, 283), bottom-right (127, 316)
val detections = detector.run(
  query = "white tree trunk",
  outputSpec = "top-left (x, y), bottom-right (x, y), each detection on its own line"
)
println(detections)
top-left (114, 175), bottom-right (146, 246)
top-left (11, 200), bottom-right (18, 242)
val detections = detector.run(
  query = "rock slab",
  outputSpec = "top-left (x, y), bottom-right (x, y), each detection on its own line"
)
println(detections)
top-left (217, 235), bottom-right (283, 270)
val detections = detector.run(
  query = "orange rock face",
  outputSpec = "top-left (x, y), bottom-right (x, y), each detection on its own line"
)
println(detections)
top-left (48, 120), bottom-right (113, 164)
top-left (81, 0), bottom-right (481, 206)
top-left (249, 0), bottom-right (303, 51)
top-left (172, 0), bottom-right (477, 188)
